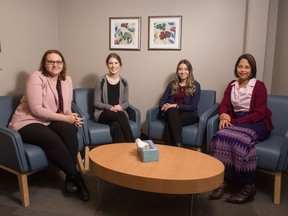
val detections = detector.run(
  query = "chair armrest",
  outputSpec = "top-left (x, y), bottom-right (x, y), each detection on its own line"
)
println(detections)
top-left (0, 127), bottom-right (29, 172)
top-left (195, 103), bottom-right (219, 146)
top-left (277, 130), bottom-right (288, 171)
top-left (126, 104), bottom-right (140, 122)
top-left (127, 104), bottom-right (141, 137)
top-left (145, 105), bottom-right (160, 135)
top-left (72, 102), bottom-right (89, 146)
top-left (206, 114), bottom-right (219, 154)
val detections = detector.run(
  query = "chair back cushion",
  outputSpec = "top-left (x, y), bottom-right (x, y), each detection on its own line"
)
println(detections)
top-left (73, 88), bottom-right (94, 120)
top-left (197, 90), bottom-right (216, 116)
top-left (0, 95), bottom-right (22, 127)
top-left (268, 95), bottom-right (288, 136)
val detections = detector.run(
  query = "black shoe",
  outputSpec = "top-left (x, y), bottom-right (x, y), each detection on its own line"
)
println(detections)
top-left (209, 182), bottom-right (230, 200)
top-left (65, 176), bottom-right (78, 193)
top-left (225, 184), bottom-right (256, 204)
top-left (69, 172), bottom-right (90, 202)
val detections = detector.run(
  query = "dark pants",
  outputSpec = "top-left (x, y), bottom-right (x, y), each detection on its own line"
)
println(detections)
top-left (18, 122), bottom-right (79, 176)
top-left (163, 108), bottom-right (198, 145)
top-left (98, 110), bottom-right (134, 143)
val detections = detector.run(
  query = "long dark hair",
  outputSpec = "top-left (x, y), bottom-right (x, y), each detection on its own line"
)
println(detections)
top-left (39, 49), bottom-right (67, 81)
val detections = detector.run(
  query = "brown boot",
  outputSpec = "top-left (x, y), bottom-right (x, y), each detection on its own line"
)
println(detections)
top-left (225, 184), bottom-right (256, 204)
top-left (209, 182), bottom-right (229, 200)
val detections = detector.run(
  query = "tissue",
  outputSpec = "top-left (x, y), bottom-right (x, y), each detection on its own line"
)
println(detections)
top-left (136, 139), bottom-right (159, 162)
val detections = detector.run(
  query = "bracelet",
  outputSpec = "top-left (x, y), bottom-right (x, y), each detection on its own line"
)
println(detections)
top-left (176, 105), bottom-right (179, 109)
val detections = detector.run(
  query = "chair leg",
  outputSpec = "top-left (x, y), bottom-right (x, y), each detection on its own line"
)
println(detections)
top-left (77, 152), bottom-right (85, 175)
top-left (274, 171), bottom-right (282, 205)
top-left (17, 173), bottom-right (30, 207)
top-left (84, 146), bottom-right (90, 170)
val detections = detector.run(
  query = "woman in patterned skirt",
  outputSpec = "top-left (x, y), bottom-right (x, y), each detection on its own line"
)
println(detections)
top-left (209, 54), bottom-right (273, 204)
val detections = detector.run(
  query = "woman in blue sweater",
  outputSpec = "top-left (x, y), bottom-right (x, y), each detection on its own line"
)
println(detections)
top-left (159, 59), bottom-right (201, 147)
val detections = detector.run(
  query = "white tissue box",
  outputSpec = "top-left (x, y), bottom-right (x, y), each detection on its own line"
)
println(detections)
top-left (137, 140), bottom-right (159, 162)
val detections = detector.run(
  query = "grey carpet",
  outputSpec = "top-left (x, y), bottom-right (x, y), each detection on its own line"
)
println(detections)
top-left (0, 167), bottom-right (287, 216)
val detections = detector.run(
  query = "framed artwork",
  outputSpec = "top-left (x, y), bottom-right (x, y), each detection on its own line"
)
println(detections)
top-left (109, 17), bottom-right (141, 50)
top-left (148, 16), bottom-right (182, 50)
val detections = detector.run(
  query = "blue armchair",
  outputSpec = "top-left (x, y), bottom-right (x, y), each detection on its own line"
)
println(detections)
top-left (207, 95), bottom-right (288, 205)
top-left (146, 90), bottom-right (219, 151)
top-left (0, 95), bottom-right (85, 207)
top-left (72, 88), bottom-right (141, 169)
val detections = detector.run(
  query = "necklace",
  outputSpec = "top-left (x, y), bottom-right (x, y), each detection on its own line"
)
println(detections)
top-left (239, 83), bottom-right (248, 88)
top-left (239, 80), bottom-right (248, 88)
top-left (179, 85), bottom-right (185, 91)
top-left (106, 74), bottom-right (119, 85)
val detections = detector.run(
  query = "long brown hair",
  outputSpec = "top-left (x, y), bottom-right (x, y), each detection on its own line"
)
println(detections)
top-left (171, 59), bottom-right (196, 95)
top-left (39, 49), bottom-right (67, 81)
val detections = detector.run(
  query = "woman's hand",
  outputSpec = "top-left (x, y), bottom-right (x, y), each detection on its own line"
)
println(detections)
top-left (66, 113), bottom-right (84, 127)
top-left (218, 113), bottom-right (232, 129)
top-left (72, 113), bottom-right (84, 127)
top-left (110, 104), bottom-right (123, 112)
top-left (161, 103), bottom-right (177, 112)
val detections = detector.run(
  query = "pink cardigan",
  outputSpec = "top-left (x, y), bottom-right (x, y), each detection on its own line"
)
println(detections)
top-left (9, 71), bottom-right (73, 131)
top-left (219, 79), bottom-right (273, 132)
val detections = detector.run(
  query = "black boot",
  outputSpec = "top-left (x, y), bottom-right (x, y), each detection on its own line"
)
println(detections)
top-left (225, 184), bottom-right (256, 204)
top-left (69, 172), bottom-right (90, 202)
top-left (65, 175), bottom-right (78, 193)
top-left (209, 181), bottom-right (230, 200)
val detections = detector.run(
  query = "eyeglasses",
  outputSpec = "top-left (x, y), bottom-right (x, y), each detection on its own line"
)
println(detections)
top-left (237, 65), bottom-right (251, 70)
top-left (46, 60), bottom-right (63, 66)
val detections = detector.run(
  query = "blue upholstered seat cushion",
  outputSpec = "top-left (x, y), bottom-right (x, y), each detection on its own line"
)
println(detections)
top-left (255, 135), bottom-right (283, 171)
top-left (182, 123), bottom-right (199, 145)
top-left (24, 144), bottom-right (49, 171)
top-left (148, 120), bottom-right (165, 141)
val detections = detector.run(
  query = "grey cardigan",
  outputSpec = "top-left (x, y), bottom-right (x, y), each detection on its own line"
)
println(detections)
top-left (93, 75), bottom-right (129, 122)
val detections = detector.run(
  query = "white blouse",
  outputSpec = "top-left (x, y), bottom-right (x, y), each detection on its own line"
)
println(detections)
top-left (231, 78), bottom-right (256, 113)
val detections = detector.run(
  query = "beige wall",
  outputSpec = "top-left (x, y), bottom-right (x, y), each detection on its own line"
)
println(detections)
top-left (1, 0), bottom-right (287, 133)
top-left (0, 0), bottom-right (59, 95)
top-left (58, 0), bottom-right (271, 130)
top-left (271, 0), bottom-right (288, 95)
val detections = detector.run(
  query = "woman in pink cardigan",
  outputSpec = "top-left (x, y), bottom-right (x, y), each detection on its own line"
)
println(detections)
top-left (9, 50), bottom-right (89, 202)
top-left (209, 54), bottom-right (273, 204)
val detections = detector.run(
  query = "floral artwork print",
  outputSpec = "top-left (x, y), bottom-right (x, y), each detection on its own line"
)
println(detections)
top-left (148, 16), bottom-right (182, 50)
top-left (153, 22), bottom-right (177, 45)
top-left (110, 17), bottom-right (141, 50)
top-left (113, 22), bottom-right (136, 46)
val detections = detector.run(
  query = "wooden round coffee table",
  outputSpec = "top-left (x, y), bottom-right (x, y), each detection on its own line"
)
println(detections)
top-left (89, 143), bottom-right (224, 214)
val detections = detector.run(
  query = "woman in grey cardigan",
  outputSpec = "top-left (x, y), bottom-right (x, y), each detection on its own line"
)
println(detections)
top-left (93, 53), bottom-right (134, 142)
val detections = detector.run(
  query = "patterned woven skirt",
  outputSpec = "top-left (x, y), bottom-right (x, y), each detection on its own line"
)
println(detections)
top-left (211, 121), bottom-right (270, 184)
